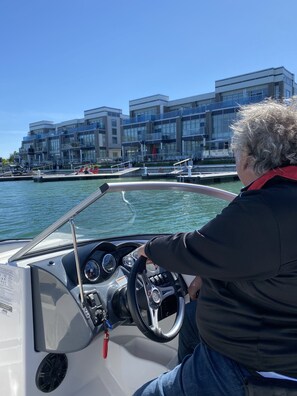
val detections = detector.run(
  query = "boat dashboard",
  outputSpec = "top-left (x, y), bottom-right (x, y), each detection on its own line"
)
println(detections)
top-left (29, 236), bottom-right (185, 354)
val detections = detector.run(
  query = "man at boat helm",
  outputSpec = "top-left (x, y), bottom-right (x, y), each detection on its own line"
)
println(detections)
top-left (133, 98), bottom-right (297, 396)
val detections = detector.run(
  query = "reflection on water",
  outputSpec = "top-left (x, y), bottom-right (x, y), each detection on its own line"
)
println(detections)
top-left (0, 178), bottom-right (242, 240)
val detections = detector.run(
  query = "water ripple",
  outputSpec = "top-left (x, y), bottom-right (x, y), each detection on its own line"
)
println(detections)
top-left (0, 179), bottom-right (241, 240)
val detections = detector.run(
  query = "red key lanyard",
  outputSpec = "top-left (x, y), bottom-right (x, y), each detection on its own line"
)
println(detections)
top-left (103, 329), bottom-right (109, 359)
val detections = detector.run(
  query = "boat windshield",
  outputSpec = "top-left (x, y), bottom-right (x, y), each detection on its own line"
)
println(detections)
top-left (9, 181), bottom-right (236, 262)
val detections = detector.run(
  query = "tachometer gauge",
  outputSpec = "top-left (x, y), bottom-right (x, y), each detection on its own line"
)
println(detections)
top-left (84, 260), bottom-right (100, 282)
top-left (102, 253), bottom-right (116, 274)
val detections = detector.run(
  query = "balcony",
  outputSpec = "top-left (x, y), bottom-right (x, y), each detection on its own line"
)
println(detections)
top-left (123, 94), bottom-right (267, 125)
top-left (23, 135), bottom-right (38, 142)
top-left (61, 142), bottom-right (95, 150)
top-left (161, 134), bottom-right (176, 142)
top-left (19, 148), bottom-right (28, 154)
top-left (202, 148), bottom-right (233, 159)
top-left (34, 147), bottom-right (48, 153)
top-left (61, 143), bottom-right (79, 151)
top-left (58, 123), bottom-right (104, 135)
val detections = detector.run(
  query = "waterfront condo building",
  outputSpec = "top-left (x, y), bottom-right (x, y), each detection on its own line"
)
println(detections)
top-left (19, 107), bottom-right (123, 168)
top-left (19, 66), bottom-right (297, 167)
top-left (122, 66), bottom-right (297, 163)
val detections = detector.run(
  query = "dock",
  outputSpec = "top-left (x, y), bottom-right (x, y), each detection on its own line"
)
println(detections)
top-left (32, 167), bottom-right (140, 182)
top-left (142, 172), bottom-right (177, 180)
top-left (0, 175), bottom-right (33, 182)
top-left (177, 171), bottom-right (239, 184)
top-left (0, 164), bottom-right (239, 185)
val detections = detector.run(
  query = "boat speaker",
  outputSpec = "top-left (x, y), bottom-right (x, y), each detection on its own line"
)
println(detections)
top-left (35, 353), bottom-right (68, 393)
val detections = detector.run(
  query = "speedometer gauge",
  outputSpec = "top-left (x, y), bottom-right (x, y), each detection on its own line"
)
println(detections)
top-left (102, 253), bottom-right (116, 274)
top-left (84, 260), bottom-right (100, 282)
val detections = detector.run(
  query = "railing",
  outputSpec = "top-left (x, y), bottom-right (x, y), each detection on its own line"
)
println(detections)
top-left (123, 152), bottom-right (191, 163)
top-left (57, 123), bottom-right (104, 134)
top-left (123, 94), bottom-right (267, 125)
top-left (202, 149), bottom-right (233, 159)
top-left (23, 135), bottom-right (38, 141)
top-left (61, 144), bottom-right (74, 150)
top-left (172, 158), bottom-right (193, 173)
top-left (61, 142), bottom-right (93, 150)
top-left (60, 123), bottom-right (104, 134)
top-left (110, 161), bottom-right (132, 173)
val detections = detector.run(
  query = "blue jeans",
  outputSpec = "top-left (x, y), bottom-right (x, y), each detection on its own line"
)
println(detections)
top-left (178, 300), bottom-right (200, 363)
top-left (133, 341), bottom-right (249, 396)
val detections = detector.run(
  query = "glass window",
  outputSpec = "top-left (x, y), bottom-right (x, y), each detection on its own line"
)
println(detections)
top-left (88, 118), bottom-right (105, 128)
top-left (153, 121), bottom-right (176, 139)
top-left (79, 133), bottom-right (95, 147)
top-left (160, 142), bottom-right (177, 160)
top-left (82, 149), bottom-right (96, 162)
top-left (98, 133), bottom-right (106, 146)
top-left (182, 117), bottom-right (205, 137)
top-left (212, 111), bottom-right (237, 141)
top-left (99, 149), bottom-right (107, 158)
top-left (49, 139), bottom-right (60, 153)
top-left (134, 107), bottom-right (158, 118)
top-left (183, 140), bottom-right (203, 159)
top-left (222, 92), bottom-right (244, 102)
top-left (122, 126), bottom-right (146, 142)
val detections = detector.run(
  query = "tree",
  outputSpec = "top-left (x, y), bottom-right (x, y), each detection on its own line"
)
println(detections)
top-left (8, 151), bottom-right (19, 163)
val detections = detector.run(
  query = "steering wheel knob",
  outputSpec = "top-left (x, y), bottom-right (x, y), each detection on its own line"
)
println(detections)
top-left (151, 289), bottom-right (161, 304)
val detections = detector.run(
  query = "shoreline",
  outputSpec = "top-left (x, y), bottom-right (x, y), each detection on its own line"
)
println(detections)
top-left (0, 164), bottom-right (238, 184)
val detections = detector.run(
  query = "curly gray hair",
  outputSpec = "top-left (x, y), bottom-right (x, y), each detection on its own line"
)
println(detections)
top-left (231, 98), bottom-right (297, 175)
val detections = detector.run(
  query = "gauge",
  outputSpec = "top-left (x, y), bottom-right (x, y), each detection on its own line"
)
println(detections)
top-left (122, 253), bottom-right (135, 269)
top-left (122, 251), bottom-right (159, 273)
top-left (84, 260), bottom-right (100, 282)
top-left (102, 253), bottom-right (117, 274)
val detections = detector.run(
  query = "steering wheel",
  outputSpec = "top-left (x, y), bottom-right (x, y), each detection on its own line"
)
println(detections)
top-left (126, 256), bottom-right (185, 343)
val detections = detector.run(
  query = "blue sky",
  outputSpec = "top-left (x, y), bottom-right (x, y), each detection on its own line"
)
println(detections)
top-left (1, 0), bottom-right (297, 159)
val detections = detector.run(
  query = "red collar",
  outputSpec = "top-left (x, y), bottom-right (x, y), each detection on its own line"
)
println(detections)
top-left (247, 166), bottom-right (297, 191)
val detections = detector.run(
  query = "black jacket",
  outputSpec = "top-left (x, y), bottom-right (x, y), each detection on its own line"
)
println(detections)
top-left (145, 175), bottom-right (297, 377)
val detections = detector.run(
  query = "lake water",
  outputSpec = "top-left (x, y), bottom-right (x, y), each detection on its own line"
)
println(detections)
top-left (0, 178), bottom-right (243, 240)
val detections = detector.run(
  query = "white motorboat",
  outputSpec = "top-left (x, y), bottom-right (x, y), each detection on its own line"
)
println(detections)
top-left (0, 181), bottom-right (235, 396)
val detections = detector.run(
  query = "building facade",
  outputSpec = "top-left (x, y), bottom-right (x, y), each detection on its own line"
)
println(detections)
top-left (19, 107), bottom-right (123, 167)
top-left (19, 67), bottom-right (297, 167)
top-left (122, 66), bottom-right (297, 162)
